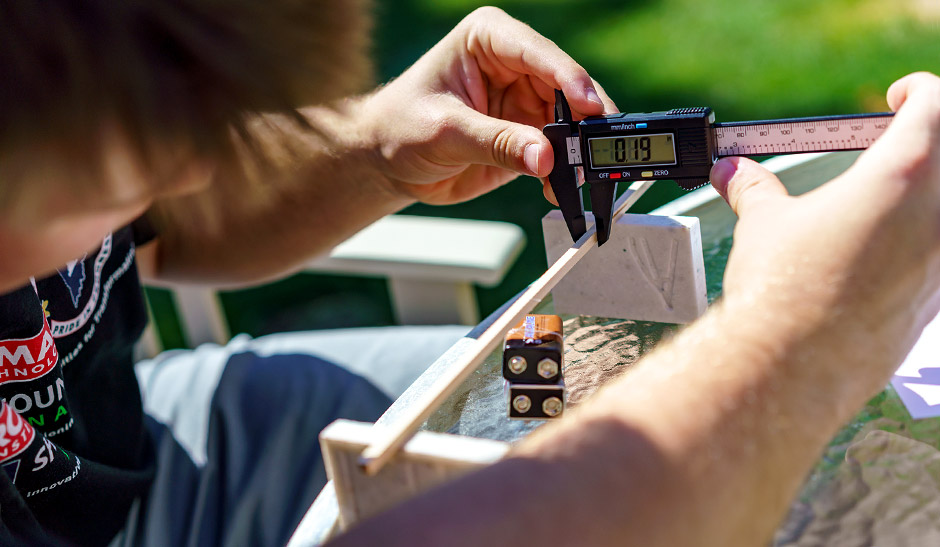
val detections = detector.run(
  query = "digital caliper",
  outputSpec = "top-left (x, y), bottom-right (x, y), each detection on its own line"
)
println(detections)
top-left (544, 89), bottom-right (894, 245)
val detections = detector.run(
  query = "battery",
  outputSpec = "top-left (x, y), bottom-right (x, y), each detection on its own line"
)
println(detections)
top-left (507, 382), bottom-right (565, 420)
top-left (502, 314), bottom-right (564, 384)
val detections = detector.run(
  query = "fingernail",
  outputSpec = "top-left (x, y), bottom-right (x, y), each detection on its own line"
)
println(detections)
top-left (524, 144), bottom-right (541, 175)
top-left (709, 158), bottom-right (738, 198)
top-left (585, 87), bottom-right (603, 106)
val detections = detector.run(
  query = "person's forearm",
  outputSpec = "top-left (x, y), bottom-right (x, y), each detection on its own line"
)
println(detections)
top-left (514, 295), bottom-right (888, 546)
top-left (331, 289), bottom-right (898, 546)
top-left (141, 96), bottom-right (414, 286)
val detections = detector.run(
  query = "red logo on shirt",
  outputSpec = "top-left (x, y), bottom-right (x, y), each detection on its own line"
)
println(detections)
top-left (0, 320), bottom-right (58, 385)
top-left (0, 403), bottom-right (35, 463)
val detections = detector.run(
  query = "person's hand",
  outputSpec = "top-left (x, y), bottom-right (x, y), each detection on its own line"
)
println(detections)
top-left (711, 71), bottom-right (940, 393)
top-left (357, 7), bottom-right (616, 205)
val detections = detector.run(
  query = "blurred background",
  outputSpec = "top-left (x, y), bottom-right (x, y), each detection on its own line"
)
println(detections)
top-left (148, 0), bottom-right (940, 348)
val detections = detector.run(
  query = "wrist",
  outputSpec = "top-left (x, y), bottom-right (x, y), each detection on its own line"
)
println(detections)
top-left (344, 90), bottom-right (424, 206)
top-left (301, 95), bottom-right (417, 210)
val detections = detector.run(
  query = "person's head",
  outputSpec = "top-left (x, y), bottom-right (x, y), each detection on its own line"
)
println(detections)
top-left (0, 0), bottom-right (373, 288)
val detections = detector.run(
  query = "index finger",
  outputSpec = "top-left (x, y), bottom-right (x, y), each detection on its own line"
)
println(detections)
top-left (459, 7), bottom-right (607, 116)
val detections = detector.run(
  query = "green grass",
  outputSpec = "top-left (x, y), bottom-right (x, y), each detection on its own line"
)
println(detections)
top-left (150, 0), bottom-right (940, 347)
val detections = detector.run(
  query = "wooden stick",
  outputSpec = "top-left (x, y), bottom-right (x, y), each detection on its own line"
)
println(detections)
top-left (359, 181), bottom-right (655, 475)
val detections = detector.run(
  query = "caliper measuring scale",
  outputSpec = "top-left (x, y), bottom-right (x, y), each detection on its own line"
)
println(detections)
top-left (544, 89), bottom-right (894, 245)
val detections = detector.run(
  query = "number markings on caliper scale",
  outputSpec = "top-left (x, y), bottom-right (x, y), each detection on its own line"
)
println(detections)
top-left (713, 114), bottom-right (893, 157)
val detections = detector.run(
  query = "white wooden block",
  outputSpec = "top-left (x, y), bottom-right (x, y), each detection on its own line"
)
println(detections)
top-left (543, 211), bottom-right (707, 324)
top-left (319, 419), bottom-right (509, 532)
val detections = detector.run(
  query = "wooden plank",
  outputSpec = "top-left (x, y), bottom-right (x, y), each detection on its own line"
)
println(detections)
top-left (321, 420), bottom-right (509, 531)
top-left (358, 180), bottom-right (655, 475)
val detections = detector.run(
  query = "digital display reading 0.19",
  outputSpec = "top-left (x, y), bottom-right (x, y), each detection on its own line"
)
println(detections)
top-left (589, 134), bottom-right (677, 168)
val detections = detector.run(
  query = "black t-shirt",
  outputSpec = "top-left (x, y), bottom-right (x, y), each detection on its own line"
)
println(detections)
top-left (0, 226), bottom-right (155, 545)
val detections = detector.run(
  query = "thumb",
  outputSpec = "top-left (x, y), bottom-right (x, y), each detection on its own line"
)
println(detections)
top-left (446, 107), bottom-right (552, 177)
top-left (711, 157), bottom-right (789, 217)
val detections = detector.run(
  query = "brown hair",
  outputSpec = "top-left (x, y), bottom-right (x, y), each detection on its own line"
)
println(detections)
top-left (0, 0), bottom-right (373, 181)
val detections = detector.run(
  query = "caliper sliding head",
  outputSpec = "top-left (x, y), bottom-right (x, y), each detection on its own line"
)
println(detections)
top-left (542, 89), bottom-right (588, 242)
top-left (542, 90), bottom-right (621, 246)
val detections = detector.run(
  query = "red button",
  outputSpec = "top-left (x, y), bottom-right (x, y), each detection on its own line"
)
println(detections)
top-left (609, 172), bottom-right (621, 179)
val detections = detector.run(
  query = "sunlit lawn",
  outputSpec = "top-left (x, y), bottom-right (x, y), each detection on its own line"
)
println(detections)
top-left (151, 0), bottom-right (940, 347)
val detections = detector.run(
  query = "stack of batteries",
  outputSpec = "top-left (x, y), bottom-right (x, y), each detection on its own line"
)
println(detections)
top-left (502, 314), bottom-right (565, 419)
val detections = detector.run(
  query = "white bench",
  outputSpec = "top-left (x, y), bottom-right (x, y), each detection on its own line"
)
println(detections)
top-left (141, 215), bottom-right (526, 353)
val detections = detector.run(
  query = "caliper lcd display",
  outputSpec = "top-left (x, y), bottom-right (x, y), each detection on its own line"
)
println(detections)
top-left (588, 133), bottom-right (677, 168)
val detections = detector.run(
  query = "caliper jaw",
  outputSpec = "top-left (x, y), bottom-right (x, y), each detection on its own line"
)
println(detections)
top-left (588, 181), bottom-right (617, 246)
top-left (543, 90), bottom-right (620, 246)
top-left (543, 89), bottom-right (587, 242)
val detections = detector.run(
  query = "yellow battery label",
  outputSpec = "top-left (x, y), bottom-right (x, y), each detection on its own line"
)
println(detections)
top-left (506, 314), bottom-right (563, 345)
